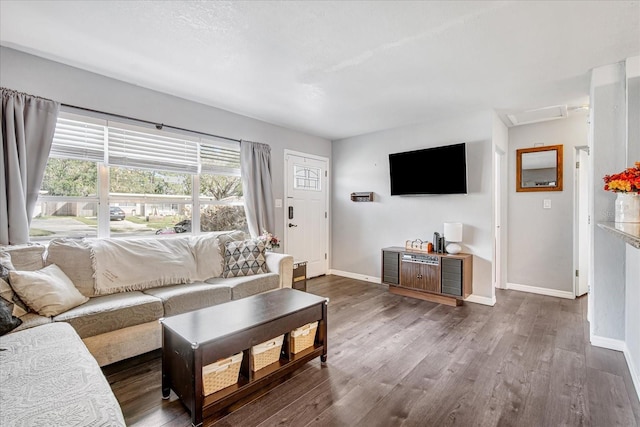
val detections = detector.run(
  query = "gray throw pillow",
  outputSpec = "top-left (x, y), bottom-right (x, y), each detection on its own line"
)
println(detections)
top-left (0, 297), bottom-right (22, 336)
top-left (223, 239), bottom-right (268, 278)
top-left (0, 252), bottom-right (30, 317)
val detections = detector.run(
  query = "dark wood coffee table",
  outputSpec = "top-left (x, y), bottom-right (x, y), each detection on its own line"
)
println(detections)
top-left (160, 288), bottom-right (328, 426)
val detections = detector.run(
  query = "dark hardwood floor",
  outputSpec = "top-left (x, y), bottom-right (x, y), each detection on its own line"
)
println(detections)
top-left (103, 275), bottom-right (640, 426)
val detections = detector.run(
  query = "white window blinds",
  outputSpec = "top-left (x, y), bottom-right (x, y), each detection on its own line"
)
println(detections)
top-left (50, 116), bottom-right (105, 162)
top-left (49, 113), bottom-right (241, 175)
top-left (200, 139), bottom-right (241, 175)
top-left (108, 125), bottom-right (200, 174)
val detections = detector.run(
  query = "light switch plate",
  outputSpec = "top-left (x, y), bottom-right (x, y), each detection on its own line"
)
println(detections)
top-left (275, 198), bottom-right (283, 208)
top-left (543, 199), bottom-right (551, 209)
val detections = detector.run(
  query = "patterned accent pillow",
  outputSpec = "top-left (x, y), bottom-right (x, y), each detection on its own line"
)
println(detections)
top-left (223, 239), bottom-right (268, 278)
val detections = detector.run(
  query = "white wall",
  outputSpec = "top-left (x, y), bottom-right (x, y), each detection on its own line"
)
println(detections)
top-left (627, 57), bottom-right (640, 167)
top-left (493, 112), bottom-right (509, 290)
top-left (624, 56), bottom-right (640, 398)
top-left (507, 114), bottom-right (589, 294)
top-left (626, 245), bottom-right (640, 398)
top-left (0, 47), bottom-right (331, 243)
top-left (331, 110), bottom-right (495, 301)
top-left (590, 62), bottom-right (627, 341)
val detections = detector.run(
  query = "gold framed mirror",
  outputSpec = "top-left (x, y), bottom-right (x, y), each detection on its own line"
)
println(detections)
top-left (516, 145), bottom-right (563, 192)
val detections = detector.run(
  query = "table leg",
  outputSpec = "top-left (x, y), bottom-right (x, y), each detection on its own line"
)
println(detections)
top-left (192, 350), bottom-right (203, 427)
top-left (320, 299), bottom-right (328, 363)
top-left (161, 326), bottom-right (171, 399)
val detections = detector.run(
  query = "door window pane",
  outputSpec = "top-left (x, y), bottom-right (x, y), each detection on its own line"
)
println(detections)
top-left (294, 165), bottom-right (321, 191)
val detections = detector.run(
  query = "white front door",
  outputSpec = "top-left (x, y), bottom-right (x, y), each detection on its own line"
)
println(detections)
top-left (285, 152), bottom-right (328, 278)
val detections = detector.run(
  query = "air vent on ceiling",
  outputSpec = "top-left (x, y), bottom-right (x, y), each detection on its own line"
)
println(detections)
top-left (507, 105), bottom-right (568, 126)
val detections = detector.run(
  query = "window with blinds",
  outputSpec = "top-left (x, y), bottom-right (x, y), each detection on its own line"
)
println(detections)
top-left (50, 115), bottom-right (105, 162)
top-left (31, 111), bottom-right (247, 241)
top-left (49, 112), bottom-right (241, 174)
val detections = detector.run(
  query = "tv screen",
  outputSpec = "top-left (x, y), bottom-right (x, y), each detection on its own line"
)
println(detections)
top-left (389, 143), bottom-right (467, 195)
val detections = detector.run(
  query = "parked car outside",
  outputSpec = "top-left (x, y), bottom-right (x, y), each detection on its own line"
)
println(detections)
top-left (110, 206), bottom-right (126, 221)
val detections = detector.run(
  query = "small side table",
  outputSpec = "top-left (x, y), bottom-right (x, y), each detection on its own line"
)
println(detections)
top-left (292, 261), bottom-right (307, 291)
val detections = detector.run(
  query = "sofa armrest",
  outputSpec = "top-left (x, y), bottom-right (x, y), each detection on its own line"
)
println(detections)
top-left (265, 252), bottom-right (294, 289)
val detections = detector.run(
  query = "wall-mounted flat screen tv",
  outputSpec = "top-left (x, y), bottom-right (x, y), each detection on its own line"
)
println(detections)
top-left (389, 143), bottom-right (467, 195)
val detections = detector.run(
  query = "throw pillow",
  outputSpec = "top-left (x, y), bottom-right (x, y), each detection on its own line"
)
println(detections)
top-left (8, 264), bottom-right (89, 317)
top-left (189, 234), bottom-right (224, 280)
top-left (217, 230), bottom-right (249, 257)
top-left (223, 239), bottom-right (268, 278)
top-left (0, 296), bottom-right (22, 336)
top-left (45, 238), bottom-right (95, 297)
top-left (0, 252), bottom-right (30, 317)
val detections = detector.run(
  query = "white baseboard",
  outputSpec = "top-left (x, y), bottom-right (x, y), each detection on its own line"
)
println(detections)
top-left (330, 270), bottom-right (496, 306)
top-left (506, 282), bottom-right (574, 299)
top-left (464, 294), bottom-right (496, 306)
top-left (328, 269), bottom-right (381, 284)
top-left (590, 334), bottom-right (626, 352)
top-left (623, 343), bottom-right (640, 401)
top-left (590, 335), bottom-right (640, 400)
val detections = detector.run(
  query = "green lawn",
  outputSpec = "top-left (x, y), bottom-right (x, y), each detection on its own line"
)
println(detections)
top-left (127, 216), bottom-right (180, 229)
top-left (75, 216), bottom-right (97, 226)
top-left (29, 228), bottom-right (55, 237)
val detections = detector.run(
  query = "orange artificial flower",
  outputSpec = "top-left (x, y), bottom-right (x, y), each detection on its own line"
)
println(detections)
top-left (603, 162), bottom-right (640, 193)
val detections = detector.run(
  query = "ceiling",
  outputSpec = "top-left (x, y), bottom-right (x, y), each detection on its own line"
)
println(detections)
top-left (1, 1), bottom-right (639, 140)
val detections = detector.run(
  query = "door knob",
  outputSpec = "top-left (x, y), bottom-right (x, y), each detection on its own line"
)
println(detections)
top-left (288, 223), bottom-right (298, 228)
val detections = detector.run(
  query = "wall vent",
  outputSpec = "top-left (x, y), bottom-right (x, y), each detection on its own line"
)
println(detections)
top-left (507, 105), bottom-right (568, 126)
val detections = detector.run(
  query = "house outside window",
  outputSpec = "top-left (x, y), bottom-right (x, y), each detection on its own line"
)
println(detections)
top-left (30, 112), bottom-right (247, 241)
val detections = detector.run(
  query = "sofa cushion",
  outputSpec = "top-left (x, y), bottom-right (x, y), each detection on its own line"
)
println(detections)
top-left (11, 312), bottom-right (52, 333)
top-left (89, 236), bottom-right (197, 295)
top-left (143, 282), bottom-right (231, 316)
top-left (9, 264), bottom-right (89, 317)
top-left (206, 272), bottom-right (279, 300)
top-left (0, 252), bottom-right (30, 317)
top-left (0, 243), bottom-right (45, 271)
top-left (223, 239), bottom-right (268, 278)
top-left (189, 233), bottom-right (224, 281)
top-left (46, 238), bottom-right (95, 297)
top-left (0, 322), bottom-right (126, 427)
top-left (53, 291), bottom-right (163, 338)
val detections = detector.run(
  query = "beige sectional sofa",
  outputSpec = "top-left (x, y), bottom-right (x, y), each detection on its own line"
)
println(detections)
top-left (2, 231), bottom-right (293, 366)
top-left (0, 231), bottom-right (293, 426)
top-left (1, 322), bottom-right (127, 426)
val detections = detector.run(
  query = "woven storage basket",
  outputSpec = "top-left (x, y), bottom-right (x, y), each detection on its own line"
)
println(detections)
top-left (251, 334), bottom-right (284, 371)
top-left (290, 321), bottom-right (318, 353)
top-left (202, 352), bottom-right (243, 396)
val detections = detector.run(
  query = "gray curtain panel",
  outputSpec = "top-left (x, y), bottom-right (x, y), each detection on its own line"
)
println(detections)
top-left (240, 140), bottom-right (274, 238)
top-left (1, 88), bottom-right (60, 245)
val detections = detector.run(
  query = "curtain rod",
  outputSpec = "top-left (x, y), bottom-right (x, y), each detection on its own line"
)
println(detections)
top-left (61, 103), bottom-right (242, 143)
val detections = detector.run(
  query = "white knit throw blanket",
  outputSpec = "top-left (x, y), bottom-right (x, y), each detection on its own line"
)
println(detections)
top-left (90, 237), bottom-right (197, 295)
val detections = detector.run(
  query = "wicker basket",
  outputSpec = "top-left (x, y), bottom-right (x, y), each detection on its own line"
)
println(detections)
top-left (202, 352), bottom-right (243, 396)
top-left (290, 322), bottom-right (318, 353)
top-left (251, 334), bottom-right (284, 371)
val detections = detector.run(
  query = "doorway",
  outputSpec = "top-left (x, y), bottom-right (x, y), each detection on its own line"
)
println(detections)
top-left (574, 146), bottom-right (590, 297)
top-left (493, 148), bottom-right (506, 291)
top-left (284, 150), bottom-right (329, 278)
